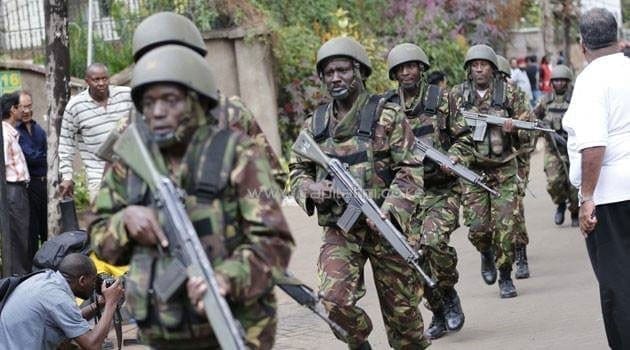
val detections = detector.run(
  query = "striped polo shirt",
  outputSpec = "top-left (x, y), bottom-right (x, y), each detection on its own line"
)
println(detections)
top-left (59, 85), bottom-right (133, 193)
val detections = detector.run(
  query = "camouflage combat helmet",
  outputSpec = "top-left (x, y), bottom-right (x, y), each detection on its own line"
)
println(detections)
top-left (132, 12), bottom-right (207, 62)
top-left (464, 44), bottom-right (498, 70)
top-left (550, 64), bottom-right (573, 81)
top-left (496, 55), bottom-right (511, 77)
top-left (386, 43), bottom-right (430, 80)
top-left (316, 36), bottom-right (372, 77)
top-left (131, 45), bottom-right (219, 111)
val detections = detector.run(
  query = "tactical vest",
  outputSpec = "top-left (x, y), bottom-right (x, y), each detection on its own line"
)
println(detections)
top-left (125, 127), bottom-right (246, 335)
top-left (310, 94), bottom-right (392, 226)
top-left (383, 84), bottom-right (453, 186)
top-left (460, 78), bottom-right (515, 164)
top-left (542, 89), bottom-right (572, 132)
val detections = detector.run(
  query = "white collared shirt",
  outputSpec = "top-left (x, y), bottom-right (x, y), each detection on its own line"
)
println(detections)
top-left (563, 53), bottom-right (630, 205)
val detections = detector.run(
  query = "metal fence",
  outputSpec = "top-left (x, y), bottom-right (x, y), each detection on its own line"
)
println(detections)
top-left (0, 0), bottom-right (140, 56)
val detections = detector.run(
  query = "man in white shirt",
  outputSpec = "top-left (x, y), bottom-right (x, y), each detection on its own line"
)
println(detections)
top-left (562, 8), bottom-right (630, 349)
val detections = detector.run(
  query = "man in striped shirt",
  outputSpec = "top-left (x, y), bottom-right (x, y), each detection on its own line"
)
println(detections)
top-left (58, 63), bottom-right (133, 200)
top-left (2, 92), bottom-right (31, 274)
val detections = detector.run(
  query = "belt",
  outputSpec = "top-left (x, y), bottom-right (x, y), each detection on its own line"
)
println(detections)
top-left (6, 181), bottom-right (29, 188)
top-left (31, 176), bottom-right (46, 181)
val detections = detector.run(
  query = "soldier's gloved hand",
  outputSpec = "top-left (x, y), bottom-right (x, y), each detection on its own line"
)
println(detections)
top-left (307, 180), bottom-right (337, 205)
top-left (187, 274), bottom-right (232, 317)
top-left (123, 205), bottom-right (169, 248)
top-left (502, 119), bottom-right (515, 133)
top-left (101, 278), bottom-right (124, 307)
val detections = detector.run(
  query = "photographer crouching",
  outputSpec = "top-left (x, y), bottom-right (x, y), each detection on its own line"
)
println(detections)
top-left (0, 253), bottom-right (124, 349)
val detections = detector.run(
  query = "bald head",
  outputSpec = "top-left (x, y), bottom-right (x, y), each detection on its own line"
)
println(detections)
top-left (58, 253), bottom-right (96, 280)
top-left (86, 62), bottom-right (108, 77)
top-left (85, 63), bottom-right (110, 101)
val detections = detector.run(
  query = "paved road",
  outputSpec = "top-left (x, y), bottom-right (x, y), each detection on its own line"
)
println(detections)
top-left (118, 143), bottom-right (608, 349)
top-left (274, 143), bottom-right (608, 350)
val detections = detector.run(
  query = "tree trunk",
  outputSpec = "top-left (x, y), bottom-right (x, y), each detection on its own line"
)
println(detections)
top-left (0, 119), bottom-right (10, 277)
top-left (45, 0), bottom-right (70, 237)
top-left (541, 0), bottom-right (555, 58)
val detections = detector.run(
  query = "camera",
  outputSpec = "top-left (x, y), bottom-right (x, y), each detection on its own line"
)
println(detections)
top-left (95, 273), bottom-right (123, 295)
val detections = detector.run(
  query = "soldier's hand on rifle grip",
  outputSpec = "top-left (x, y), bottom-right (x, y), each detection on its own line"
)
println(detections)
top-left (102, 279), bottom-right (124, 307)
top-left (59, 179), bottom-right (75, 198)
top-left (307, 180), bottom-right (336, 205)
top-left (502, 119), bottom-right (515, 133)
top-left (187, 275), bottom-right (231, 316)
top-left (123, 205), bottom-right (169, 248)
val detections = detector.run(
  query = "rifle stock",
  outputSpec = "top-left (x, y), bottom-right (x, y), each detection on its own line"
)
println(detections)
top-left (113, 121), bottom-right (247, 350)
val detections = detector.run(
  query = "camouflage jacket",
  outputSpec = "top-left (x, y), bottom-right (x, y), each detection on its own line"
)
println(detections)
top-left (533, 89), bottom-right (572, 132)
top-left (450, 79), bottom-right (533, 168)
top-left (89, 124), bottom-right (293, 341)
top-left (215, 95), bottom-right (288, 189)
top-left (384, 84), bottom-right (475, 187)
top-left (289, 91), bottom-right (424, 234)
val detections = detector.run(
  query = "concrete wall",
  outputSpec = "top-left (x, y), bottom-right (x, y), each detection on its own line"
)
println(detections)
top-left (0, 60), bottom-right (85, 131)
top-left (204, 28), bottom-right (281, 157)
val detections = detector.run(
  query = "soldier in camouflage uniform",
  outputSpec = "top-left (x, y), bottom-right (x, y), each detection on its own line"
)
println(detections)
top-left (452, 45), bottom-right (533, 298)
top-left (383, 43), bottom-right (474, 339)
top-left (123, 11), bottom-right (287, 188)
top-left (497, 55), bottom-right (533, 279)
top-left (533, 64), bottom-right (578, 227)
top-left (289, 37), bottom-right (428, 350)
top-left (89, 45), bottom-right (294, 349)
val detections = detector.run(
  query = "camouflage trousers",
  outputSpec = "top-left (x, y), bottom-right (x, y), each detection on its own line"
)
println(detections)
top-left (544, 148), bottom-right (579, 214)
top-left (411, 182), bottom-right (461, 311)
top-left (462, 160), bottom-right (519, 270)
top-left (318, 226), bottom-right (429, 350)
top-left (514, 159), bottom-right (531, 246)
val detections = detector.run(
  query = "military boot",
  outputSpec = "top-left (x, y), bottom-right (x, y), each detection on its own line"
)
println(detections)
top-left (498, 267), bottom-right (518, 298)
top-left (515, 245), bottom-right (530, 279)
top-left (554, 202), bottom-right (566, 225)
top-left (480, 249), bottom-right (497, 285)
top-left (570, 211), bottom-right (579, 227)
top-left (424, 309), bottom-right (447, 340)
top-left (352, 341), bottom-right (372, 350)
top-left (443, 288), bottom-right (465, 331)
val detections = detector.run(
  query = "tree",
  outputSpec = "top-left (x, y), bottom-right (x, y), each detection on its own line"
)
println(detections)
top-left (45, 0), bottom-right (71, 237)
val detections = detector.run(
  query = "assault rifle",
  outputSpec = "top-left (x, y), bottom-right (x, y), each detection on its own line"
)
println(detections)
top-left (113, 121), bottom-right (247, 350)
top-left (460, 109), bottom-right (554, 141)
top-left (276, 273), bottom-right (348, 338)
top-left (100, 123), bottom-right (348, 338)
top-left (413, 140), bottom-right (499, 197)
top-left (292, 131), bottom-right (436, 288)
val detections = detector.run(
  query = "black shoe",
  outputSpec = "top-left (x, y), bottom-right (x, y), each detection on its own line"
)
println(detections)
top-left (554, 202), bottom-right (566, 225)
top-left (480, 250), bottom-right (497, 285)
top-left (424, 311), bottom-right (447, 340)
top-left (514, 245), bottom-right (530, 279)
top-left (571, 212), bottom-right (579, 227)
top-left (498, 268), bottom-right (518, 298)
top-left (443, 288), bottom-right (465, 331)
